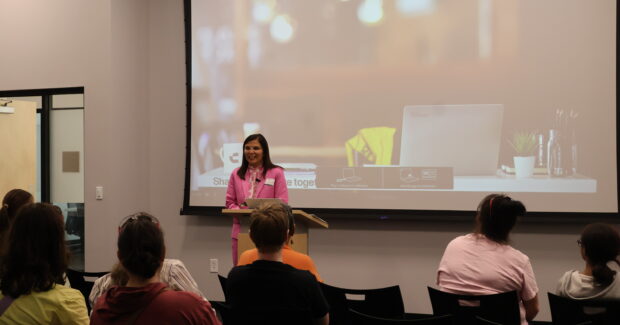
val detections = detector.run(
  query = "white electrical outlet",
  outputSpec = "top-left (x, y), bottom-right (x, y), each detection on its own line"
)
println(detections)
top-left (95, 186), bottom-right (104, 200)
top-left (209, 258), bottom-right (218, 273)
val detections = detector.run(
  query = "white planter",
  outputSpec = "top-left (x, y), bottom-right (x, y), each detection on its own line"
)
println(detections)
top-left (514, 156), bottom-right (535, 178)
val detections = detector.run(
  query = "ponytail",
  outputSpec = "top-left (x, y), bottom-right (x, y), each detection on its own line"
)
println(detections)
top-left (591, 262), bottom-right (616, 287)
top-left (580, 223), bottom-right (620, 286)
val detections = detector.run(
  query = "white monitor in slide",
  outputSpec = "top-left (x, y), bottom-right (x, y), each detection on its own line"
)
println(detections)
top-left (400, 105), bottom-right (504, 176)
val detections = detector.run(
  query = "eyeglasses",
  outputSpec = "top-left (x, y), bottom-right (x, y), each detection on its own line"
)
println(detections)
top-left (577, 239), bottom-right (583, 247)
top-left (118, 212), bottom-right (159, 232)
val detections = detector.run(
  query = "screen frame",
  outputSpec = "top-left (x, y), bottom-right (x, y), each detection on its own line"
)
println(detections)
top-left (181, 0), bottom-right (619, 222)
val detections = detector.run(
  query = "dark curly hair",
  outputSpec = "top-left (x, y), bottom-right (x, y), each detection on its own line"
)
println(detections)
top-left (475, 194), bottom-right (526, 243)
top-left (0, 203), bottom-right (68, 298)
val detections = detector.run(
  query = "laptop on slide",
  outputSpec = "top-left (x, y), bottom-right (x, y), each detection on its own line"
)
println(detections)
top-left (399, 104), bottom-right (504, 176)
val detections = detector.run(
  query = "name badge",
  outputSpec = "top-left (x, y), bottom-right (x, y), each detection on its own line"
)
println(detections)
top-left (265, 178), bottom-right (275, 186)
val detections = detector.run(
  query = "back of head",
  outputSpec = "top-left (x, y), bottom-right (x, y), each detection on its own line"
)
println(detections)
top-left (581, 223), bottom-right (620, 286)
top-left (0, 203), bottom-right (68, 298)
top-left (0, 189), bottom-right (33, 231)
top-left (249, 202), bottom-right (289, 254)
top-left (117, 212), bottom-right (165, 280)
top-left (475, 194), bottom-right (526, 243)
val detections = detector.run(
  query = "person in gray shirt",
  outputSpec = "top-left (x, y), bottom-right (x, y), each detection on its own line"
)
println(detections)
top-left (557, 223), bottom-right (620, 300)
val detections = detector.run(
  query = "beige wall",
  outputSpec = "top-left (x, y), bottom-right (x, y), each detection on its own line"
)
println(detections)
top-left (0, 0), bottom-right (598, 321)
top-left (50, 109), bottom-right (84, 203)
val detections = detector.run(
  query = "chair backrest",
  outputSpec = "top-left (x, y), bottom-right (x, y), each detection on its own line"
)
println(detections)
top-left (200, 300), bottom-right (316, 325)
top-left (210, 300), bottom-right (230, 325)
top-left (66, 268), bottom-right (109, 313)
top-left (218, 274), bottom-right (228, 302)
top-left (320, 282), bottom-right (405, 325)
top-left (475, 316), bottom-right (503, 325)
top-left (548, 292), bottom-right (620, 325)
top-left (427, 287), bottom-right (520, 325)
top-left (229, 306), bottom-right (313, 325)
top-left (349, 309), bottom-right (453, 325)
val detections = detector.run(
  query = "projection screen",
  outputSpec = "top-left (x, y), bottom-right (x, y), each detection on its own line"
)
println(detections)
top-left (184, 0), bottom-right (617, 215)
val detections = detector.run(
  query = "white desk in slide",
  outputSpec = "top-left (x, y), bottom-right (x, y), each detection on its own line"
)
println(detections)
top-left (197, 168), bottom-right (596, 193)
top-left (452, 174), bottom-right (596, 193)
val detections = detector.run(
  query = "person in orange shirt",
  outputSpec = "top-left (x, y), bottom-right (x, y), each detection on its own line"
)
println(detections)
top-left (237, 204), bottom-right (323, 282)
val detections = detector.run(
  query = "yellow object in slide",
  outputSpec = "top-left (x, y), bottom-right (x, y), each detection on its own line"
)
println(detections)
top-left (345, 127), bottom-right (396, 166)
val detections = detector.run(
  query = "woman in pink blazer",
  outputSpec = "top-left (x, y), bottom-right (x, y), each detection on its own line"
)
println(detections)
top-left (225, 134), bottom-right (288, 265)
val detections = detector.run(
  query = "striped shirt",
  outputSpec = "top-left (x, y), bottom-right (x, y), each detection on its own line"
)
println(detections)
top-left (89, 259), bottom-right (206, 308)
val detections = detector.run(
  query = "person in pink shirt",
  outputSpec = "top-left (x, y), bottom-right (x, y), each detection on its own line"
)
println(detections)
top-left (225, 133), bottom-right (288, 265)
top-left (437, 194), bottom-right (539, 325)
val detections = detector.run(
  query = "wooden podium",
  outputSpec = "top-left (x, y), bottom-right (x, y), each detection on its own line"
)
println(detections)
top-left (222, 209), bottom-right (328, 259)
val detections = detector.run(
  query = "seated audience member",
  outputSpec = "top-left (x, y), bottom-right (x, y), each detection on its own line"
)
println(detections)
top-left (556, 223), bottom-right (620, 299)
top-left (0, 203), bottom-right (89, 324)
top-left (90, 212), bottom-right (219, 325)
top-left (227, 203), bottom-right (329, 325)
top-left (436, 194), bottom-right (539, 325)
top-left (89, 258), bottom-right (206, 308)
top-left (237, 204), bottom-right (323, 282)
top-left (0, 189), bottom-right (33, 250)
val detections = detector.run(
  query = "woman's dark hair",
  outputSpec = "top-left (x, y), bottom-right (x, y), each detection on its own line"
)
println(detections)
top-left (0, 189), bottom-right (33, 232)
top-left (0, 203), bottom-right (68, 298)
top-left (237, 133), bottom-right (281, 180)
top-left (475, 194), bottom-right (526, 243)
top-left (580, 223), bottom-right (620, 286)
top-left (117, 212), bottom-right (165, 279)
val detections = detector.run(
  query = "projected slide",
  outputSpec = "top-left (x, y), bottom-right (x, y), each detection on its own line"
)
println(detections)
top-left (186, 0), bottom-right (616, 213)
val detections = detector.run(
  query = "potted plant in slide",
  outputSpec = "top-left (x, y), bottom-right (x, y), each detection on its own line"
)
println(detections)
top-left (508, 131), bottom-right (537, 178)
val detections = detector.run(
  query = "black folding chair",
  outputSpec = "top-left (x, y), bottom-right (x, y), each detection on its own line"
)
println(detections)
top-left (218, 274), bottom-right (228, 301)
top-left (349, 309), bottom-right (453, 325)
top-left (475, 316), bottom-right (504, 325)
top-left (211, 300), bottom-right (231, 325)
top-left (320, 282), bottom-right (405, 325)
top-left (548, 292), bottom-right (620, 325)
top-left (427, 287), bottom-right (520, 325)
top-left (229, 306), bottom-right (313, 325)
